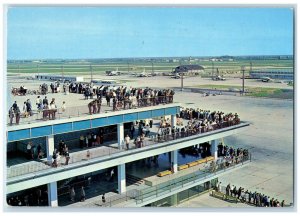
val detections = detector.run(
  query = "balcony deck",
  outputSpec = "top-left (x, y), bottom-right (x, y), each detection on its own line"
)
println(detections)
top-left (7, 102), bottom-right (180, 142)
top-left (65, 155), bottom-right (251, 207)
top-left (7, 100), bottom-right (180, 129)
top-left (6, 121), bottom-right (250, 194)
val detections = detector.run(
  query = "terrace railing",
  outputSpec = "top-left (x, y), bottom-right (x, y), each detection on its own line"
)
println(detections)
top-left (7, 96), bottom-right (174, 126)
top-left (134, 154), bottom-right (251, 205)
top-left (7, 122), bottom-right (245, 179)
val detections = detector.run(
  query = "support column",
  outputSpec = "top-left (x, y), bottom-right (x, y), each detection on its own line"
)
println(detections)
top-left (46, 135), bottom-right (54, 165)
top-left (170, 194), bottom-right (178, 206)
top-left (47, 181), bottom-right (58, 207)
top-left (171, 150), bottom-right (178, 173)
top-left (118, 164), bottom-right (126, 194)
top-left (117, 123), bottom-right (124, 150)
top-left (210, 139), bottom-right (218, 160)
top-left (171, 114), bottom-right (176, 128)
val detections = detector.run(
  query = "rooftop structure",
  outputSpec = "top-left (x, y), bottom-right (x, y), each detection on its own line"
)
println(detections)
top-left (35, 75), bottom-right (84, 82)
top-left (173, 65), bottom-right (204, 74)
top-left (249, 69), bottom-right (293, 80)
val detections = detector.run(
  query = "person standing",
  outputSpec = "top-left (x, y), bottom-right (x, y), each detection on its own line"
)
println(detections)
top-left (130, 123), bottom-right (135, 139)
top-left (12, 101), bottom-right (18, 110)
top-left (43, 96), bottom-right (48, 106)
top-left (37, 144), bottom-right (42, 159)
top-left (9, 106), bottom-right (14, 125)
top-left (49, 101), bottom-right (57, 120)
top-left (124, 134), bottom-right (130, 150)
top-left (217, 182), bottom-right (222, 193)
top-left (110, 169), bottom-right (114, 181)
top-left (52, 149), bottom-right (58, 167)
top-left (102, 193), bottom-right (106, 204)
top-left (26, 142), bottom-right (33, 160)
top-left (113, 97), bottom-right (117, 111)
top-left (26, 99), bottom-right (32, 116)
top-left (92, 100), bottom-right (97, 114)
top-left (36, 96), bottom-right (42, 111)
top-left (85, 135), bottom-right (89, 148)
top-left (80, 186), bottom-right (85, 202)
top-left (88, 101), bottom-right (93, 115)
top-left (61, 101), bottom-right (66, 112)
top-left (15, 106), bottom-right (21, 124)
top-left (70, 187), bottom-right (75, 202)
top-left (97, 98), bottom-right (101, 113)
top-left (64, 148), bottom-right (70, 165)
top-left (226, 184), bottom-right (230, 196)
top-left (79, 135), bottom-right (84, 148)
top-left (106, 94), bottom-right (110, 106)
top-left (22, 101), bottom-right (28, 117)
top-left (149, 119), bottom-right (153, 128)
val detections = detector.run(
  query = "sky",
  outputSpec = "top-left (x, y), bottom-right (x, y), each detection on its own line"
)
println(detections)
top-left (6, 7), bottom-right (294, 59)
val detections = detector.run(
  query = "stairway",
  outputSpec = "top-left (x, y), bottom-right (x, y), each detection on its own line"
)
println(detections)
top-left (126, 174), bottom-right (144, 186)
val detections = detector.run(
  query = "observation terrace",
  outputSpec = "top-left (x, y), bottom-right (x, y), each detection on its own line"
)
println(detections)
top-left (6, 98), bottom-right (250, 207)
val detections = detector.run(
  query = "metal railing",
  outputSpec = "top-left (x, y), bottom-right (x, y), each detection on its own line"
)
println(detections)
top-left (94, 189), bottom-right (139, 207)
top-left (7, 122), bottom-right (243, 179)
top-left (7, 95), bottom-right (174, 126)
top-left (134, 154), bottom-right (251, 205)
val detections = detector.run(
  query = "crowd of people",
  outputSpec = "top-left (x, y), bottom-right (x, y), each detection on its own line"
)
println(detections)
top-left (50, 82), bottom-right (61, 93)
top-left (178, 107), bottom-right (240, 134)
top-left (217, 144), bottom-right (249, 163)
top-left (12, 84), bottom-right (49, 96)
top-left (7, 188), bottom-right (49, 206)
top-left (83, 85), bottom-right (175, 113)
top-left (8, 96), bottom-right (67, 124)
top-left (216, 182), bottom-right (288, 207)
top-left (39, 83), bottom-right (48, 95)
top-left (51, 140), bottom-right (71, 167)
top-left (26, 142), bottom-right (44, 160)
top-left (9, 83), bottom-right (175, 124)
top-left (11, 85), bottom-right (28, 96)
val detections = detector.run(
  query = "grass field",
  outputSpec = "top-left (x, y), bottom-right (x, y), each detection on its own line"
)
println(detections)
top-left (7, 59), bottom-right (293, 75)
top-left (189, 84), bottom-right (293, 99)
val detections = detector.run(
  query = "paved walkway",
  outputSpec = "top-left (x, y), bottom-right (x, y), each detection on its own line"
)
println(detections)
top-left (176, 192), bottom-right (252, 208)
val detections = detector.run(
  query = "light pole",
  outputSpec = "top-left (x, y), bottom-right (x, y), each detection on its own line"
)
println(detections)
top-left (151, 60), bottom-right (154, 74)
top-left (37, 64), bottom-right (39, 77)
top-left (181, 72), bottom-right (184, 91)
top-left (211, 61), bottom-right (214, 79)
top-left (61, 65), bottom-right (64, 79)
top-left (241, 66), bottom-right (245, 95)
top-left (90, 64), bottom-right (93, 83)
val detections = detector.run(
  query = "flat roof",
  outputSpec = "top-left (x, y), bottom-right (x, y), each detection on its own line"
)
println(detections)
top-left (7, 103), bottom-right (181, 142)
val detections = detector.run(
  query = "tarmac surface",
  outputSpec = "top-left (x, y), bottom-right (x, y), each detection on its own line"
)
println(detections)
top-left (6, 74), bottom-right (294, 207)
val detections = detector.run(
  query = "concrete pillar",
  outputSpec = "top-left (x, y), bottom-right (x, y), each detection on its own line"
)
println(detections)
top-left (117, 123), bottom-right (124, 150)
top-left (170, 194), bottom-right (178, 206)
top-left (47, 181), bottom-right (58, 207)
top-left (171, 114), bottom-right (176, 128)
top-left (210, 139), bottom-right (218, 160)
top-left (46, 135), bottom-right (55, 165)
top-left (171, 150), bottom-right (178, 173)
top-left (118, 164), bottom-right (126, 194)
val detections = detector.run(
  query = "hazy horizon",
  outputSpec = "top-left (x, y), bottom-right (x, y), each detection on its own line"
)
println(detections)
top-left (7, 54), bottom-right (294, 62)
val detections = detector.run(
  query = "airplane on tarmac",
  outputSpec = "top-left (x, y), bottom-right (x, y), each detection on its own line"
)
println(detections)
top-left (133, 68), bottom-right (152, 77)
top-left (260, 76), bottom-right (272, 82)
top-left (106, 68), bottom-right (121, 76)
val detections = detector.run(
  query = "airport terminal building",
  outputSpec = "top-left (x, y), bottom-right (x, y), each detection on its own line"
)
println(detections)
top-left (173, 65), bottom-right (205, 75)
top-left (6, 97), bottom-right (250, 207)
top-left (249, 69), bottom-right (294, 80)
